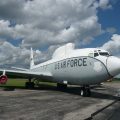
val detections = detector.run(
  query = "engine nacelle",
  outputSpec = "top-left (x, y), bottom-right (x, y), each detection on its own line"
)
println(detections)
top-left (0, 75), bottom-right (8, 84)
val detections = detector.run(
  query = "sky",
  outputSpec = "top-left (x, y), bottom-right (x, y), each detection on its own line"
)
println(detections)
top-left (0, 0), bottom-right (120, 68)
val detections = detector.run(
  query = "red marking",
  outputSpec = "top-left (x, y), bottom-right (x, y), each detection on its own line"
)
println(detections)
top-left (0, 75), bottom-right (8, 84)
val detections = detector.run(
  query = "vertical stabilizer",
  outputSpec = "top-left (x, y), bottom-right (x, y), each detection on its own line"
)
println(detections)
top-left (30, 48), bottom-right (34, 69)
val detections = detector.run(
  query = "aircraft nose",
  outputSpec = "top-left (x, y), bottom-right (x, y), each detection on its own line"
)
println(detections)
top-left (107, 56), bottom-right (120, 76)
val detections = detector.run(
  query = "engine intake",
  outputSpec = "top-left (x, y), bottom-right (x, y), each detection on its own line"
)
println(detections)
top-left (0, 75), bottom-right (8, 84)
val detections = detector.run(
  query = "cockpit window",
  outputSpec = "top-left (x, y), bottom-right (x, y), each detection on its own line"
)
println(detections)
top-left (88, 53), bottom-right (94, 57)
top-left (89, 53), bottom-right (99, 57)
top-left (94, 53), bottom-right (99, 57)
top-left (99, 52), bottom-right (109, 56)
top-left (89, 51), bottom-right (110, 57)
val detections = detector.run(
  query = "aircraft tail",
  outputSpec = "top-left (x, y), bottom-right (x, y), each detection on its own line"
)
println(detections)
top-left (30, 48), bottom-right (35, 69)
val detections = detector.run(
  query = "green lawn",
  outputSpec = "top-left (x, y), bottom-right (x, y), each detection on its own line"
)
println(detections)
top-left (0, 78), bottom-right (56, 88)
top-left (112, 78), bottom-right (120, 82)
top-left (0, 78), bottom-right (119, 88)
top-left (0, 79), bottom-right (27, 87)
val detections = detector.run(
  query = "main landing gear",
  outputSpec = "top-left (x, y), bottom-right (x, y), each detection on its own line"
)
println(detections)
top-left (80, 85), bottom-right (91, 97)
top-left (57, 83), bottom-right (67, 90)
top-left (25, 78), bottom-right (35, 89)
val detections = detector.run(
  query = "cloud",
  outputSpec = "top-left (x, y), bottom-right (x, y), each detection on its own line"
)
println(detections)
top-left (101, 34), bottom-right (120, 55)
top-left (93, 0), bottom-right (112, 10)
top-left (0, 0), bottom-right (102, 47)
top-left (0, 0), bottom-right (112, 67)
top-left (0, 41), bottom-right (29, 67)
top-left (0, 0), bottom-right (26, 23)
top-left (99, 0), bottom-right (112, 9)
top-left (106, 27), bottom-right (117, 34)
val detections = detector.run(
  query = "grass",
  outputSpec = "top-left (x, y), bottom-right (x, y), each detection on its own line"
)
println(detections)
top-left (0, 78), bottom-right (56, 88)
top-left (0, 78), bottom-right (119, 89)
top-left (111, 78), bottom-right (120, 82)
top-left (0, 79), bottom-right (27, 88)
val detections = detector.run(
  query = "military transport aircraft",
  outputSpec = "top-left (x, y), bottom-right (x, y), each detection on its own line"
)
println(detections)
top-left (0, 43), bottom-right (120, 97)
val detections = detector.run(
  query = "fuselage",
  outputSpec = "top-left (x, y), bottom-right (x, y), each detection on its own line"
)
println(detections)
top-left (30, 47), bottom-right (120, 85)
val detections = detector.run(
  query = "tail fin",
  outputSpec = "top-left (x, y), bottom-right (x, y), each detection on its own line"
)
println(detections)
top-left (30, 47), bottom-right (34, 69)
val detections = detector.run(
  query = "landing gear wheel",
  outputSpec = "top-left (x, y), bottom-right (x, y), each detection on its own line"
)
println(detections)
top-left (25, 82), bottom-right (35, 89)
top-left (57, 83), bottom-right (67, 90)
top-left (80, 89), bottom-right (84, 96)
top-left (87, 89), bottom-right (91, 97)
top-left (80, 87), bottom-right (91, 97)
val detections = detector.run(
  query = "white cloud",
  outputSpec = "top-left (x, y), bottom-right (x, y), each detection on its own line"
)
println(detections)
top-left (0, 0), bottom-right (112, 67)
top-left (99, 0), bottom-right (112, 9)
top-left (0, 0), bottom-right (102, 47)
top-left (101, 34), bottom-right (120, 55)
top-left (106, 27), bottom-right (116, 34)
top-left (0, 41), bottom-right (28, 67)
top-left (93, 0), bottom-right (112, 10)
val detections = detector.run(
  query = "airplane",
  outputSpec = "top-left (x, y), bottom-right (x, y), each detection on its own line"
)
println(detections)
top-left (0, 43), bottom-right (120, 97)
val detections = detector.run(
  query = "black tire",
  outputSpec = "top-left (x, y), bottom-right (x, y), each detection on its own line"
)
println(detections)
top-left (25, 82), bottom-right (35, 89)
top-left (57, 83), bottom-right (67, 90)
top-left (80, 87), bottom-right (91, 97)
top-left (86, 89), bottom-right (91, 97)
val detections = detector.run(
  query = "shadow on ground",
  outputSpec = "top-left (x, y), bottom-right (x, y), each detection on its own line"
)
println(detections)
top-left (0, 84), bottom-right (119, 101)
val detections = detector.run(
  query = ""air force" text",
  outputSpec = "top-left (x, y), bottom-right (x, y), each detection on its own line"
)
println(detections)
top-left (55, 58), bottom-right (87, 70)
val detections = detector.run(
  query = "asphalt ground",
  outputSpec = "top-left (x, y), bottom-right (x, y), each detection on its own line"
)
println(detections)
top-left (0, 82), bottom-right (120, 120)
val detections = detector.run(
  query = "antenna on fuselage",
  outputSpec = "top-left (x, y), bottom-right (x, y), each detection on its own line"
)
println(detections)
top-left (30, 47), bottom-right (34, 69)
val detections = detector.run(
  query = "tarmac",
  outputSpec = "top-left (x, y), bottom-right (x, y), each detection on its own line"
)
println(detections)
top-left (0, 82), bottom-right (120, 120)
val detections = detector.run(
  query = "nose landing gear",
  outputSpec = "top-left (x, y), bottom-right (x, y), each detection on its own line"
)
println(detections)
top-left (80, 86), bottom-right (91, 97)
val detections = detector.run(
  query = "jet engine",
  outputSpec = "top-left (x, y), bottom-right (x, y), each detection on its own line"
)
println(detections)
top-left (0, 75), bottom-right (8, 84)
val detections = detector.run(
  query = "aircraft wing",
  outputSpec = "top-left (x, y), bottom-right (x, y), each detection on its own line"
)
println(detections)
top-left (0, 69), bottom-right (53, 83)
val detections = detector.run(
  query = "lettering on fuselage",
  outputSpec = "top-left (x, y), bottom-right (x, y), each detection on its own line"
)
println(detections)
top-left (55, 57), bottom-right (87, 70)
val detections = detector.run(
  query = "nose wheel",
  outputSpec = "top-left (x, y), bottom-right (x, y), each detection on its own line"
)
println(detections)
top-left (80, 86), bottom-right (91, 97)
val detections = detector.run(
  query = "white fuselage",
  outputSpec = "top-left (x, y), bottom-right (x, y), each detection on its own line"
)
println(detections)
top-left (29, 48), bottom-right (120, 85)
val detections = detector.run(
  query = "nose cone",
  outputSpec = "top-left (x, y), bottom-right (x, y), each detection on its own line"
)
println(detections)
top-left (107, 56), bottom-right (120, 76)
